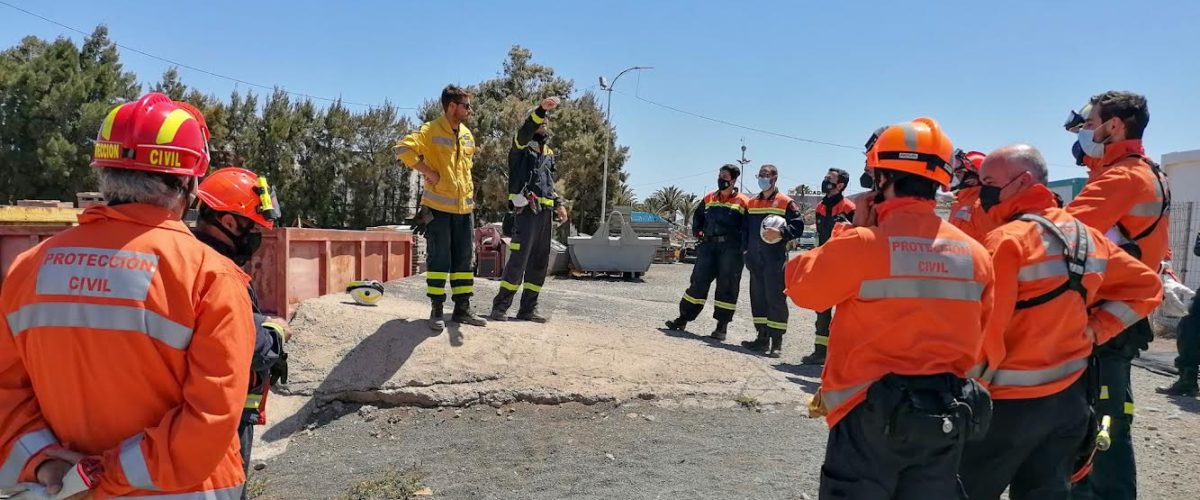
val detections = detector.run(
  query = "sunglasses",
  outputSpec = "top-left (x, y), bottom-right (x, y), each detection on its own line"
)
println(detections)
top-left (454, 101), bottom-right (472, 110)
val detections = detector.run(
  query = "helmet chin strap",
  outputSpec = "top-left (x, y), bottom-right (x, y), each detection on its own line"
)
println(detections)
top-left (873, 171), bottom-right (892, 204)
top-left (177, 177), bottom-right (199, 218)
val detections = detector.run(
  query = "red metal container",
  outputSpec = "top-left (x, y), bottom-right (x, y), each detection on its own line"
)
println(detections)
top-left (1, 225), bottom-right (413, 318)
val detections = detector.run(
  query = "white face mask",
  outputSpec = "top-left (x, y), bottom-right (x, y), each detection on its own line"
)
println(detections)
top-left (757, 177), bottom-right (773, 191)
top-left (1077, 128), bottom-right (1105, 158)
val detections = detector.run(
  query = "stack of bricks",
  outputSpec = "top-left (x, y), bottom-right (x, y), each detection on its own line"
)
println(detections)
top-left (76, 192), bottom-right (105, 209)
top-left (16, 200), bottom-right (73, 208)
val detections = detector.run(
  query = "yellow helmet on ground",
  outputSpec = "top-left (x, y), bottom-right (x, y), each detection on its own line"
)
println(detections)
top-left (346, 280), bottom-right (385, 306)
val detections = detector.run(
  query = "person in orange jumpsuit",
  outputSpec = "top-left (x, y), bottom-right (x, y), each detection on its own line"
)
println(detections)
top-left (0, 93), bottom-right (254, 499)
top-left (193, 167), bottom-right (291, 500)
top-left (786, 117), bottom-right (994, 499)
top-left (957, 144), bottom-right (1162, 500)
top-left (948, 149), bottom-right (994, 242)
top-left (1065, 91), bottom-right (1170, 500)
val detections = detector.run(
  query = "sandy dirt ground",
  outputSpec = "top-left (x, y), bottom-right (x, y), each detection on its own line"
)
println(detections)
top-left (248, 260), bottom-right (1200, 499)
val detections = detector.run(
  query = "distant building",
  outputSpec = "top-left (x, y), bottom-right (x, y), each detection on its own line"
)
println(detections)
top-left (1047, 178), bottom-right (1087, 204)
top-left (1163, 149), bottom-right (1200, 290)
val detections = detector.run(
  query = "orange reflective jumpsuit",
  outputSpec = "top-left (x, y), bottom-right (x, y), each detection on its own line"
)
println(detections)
top-left (959, 185), bottom-right (1162, 499)
top-left (1065, 139), bottom-right (1171, 500)
top-left (785, 198), bottom-right (995, 427)
top-left (786, 197), bottom-right (994, 498)
top-left (0, 204), bottom-right (254, 499)
top-left (949, 186), bottom-right (995, 243)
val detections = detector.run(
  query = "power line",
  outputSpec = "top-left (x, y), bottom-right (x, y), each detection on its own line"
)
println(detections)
top-left (0, 0), bottom-right (415, 110)
top-left (613, 89), bottom-right (862, 151)
top-left (613, 89), bottom-right (1090, 172)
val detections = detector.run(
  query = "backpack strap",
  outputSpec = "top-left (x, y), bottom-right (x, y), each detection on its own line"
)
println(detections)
top-left (1013, 213), bottom-right (1091, 310)
top-left (1116, 154), bottom-right (1171, 243)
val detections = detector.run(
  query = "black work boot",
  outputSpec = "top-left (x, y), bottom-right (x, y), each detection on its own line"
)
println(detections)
top-left (801, 345), bottom-right (827, 365)
top-left (451, 301), bottom-right (488, 327)
top-left (768, 333), bottom-right (784, 359)
top-left (741, 326), bottom-right (770, 353)
top-left (428, 302), bottom-right (445, 331)
top-left (664, 318), bottom-right (688, 331)
top-left (710, 321), bottom-right (729, 341)
top-left (488, 308), bottom-right (508, 322)
top-left (516, 307), bottom-right (549, 323)
top-left (1157, 368), bottom-right (1199, 397)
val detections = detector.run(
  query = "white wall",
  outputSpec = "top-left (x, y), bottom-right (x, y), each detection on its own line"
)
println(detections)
top-left (1163, 150), bottom-right (1200, 202)
top-left (1048, 185), bottom-right (1076, 204)
top-left (1163, 150), bottom-right (1200, 289)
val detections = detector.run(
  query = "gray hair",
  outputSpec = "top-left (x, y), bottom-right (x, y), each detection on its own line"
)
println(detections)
top-left (993, 144), bottom-right (1049, 184)
top-left (98, 168), bottom-right (188, 209)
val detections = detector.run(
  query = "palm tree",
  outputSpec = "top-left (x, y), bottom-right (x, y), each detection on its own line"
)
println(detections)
top-left (612, 184), bottom-right (637, 208)
top-left (679, 193), bottom-right (699, 225)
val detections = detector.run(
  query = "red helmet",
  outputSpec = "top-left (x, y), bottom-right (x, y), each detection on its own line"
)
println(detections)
top-left (952, 150), bottom-right (987, 174)
top-left (91, 92), bottom-right (210, 177)
top-left (196, 167), bottom-right (280, 229)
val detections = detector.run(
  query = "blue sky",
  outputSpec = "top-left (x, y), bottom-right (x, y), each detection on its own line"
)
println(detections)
top-left (3, 0), bottom-right (1197, 199)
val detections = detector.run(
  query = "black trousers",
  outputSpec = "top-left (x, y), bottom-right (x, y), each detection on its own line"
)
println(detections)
top-left (821, 399), bottom-right (967, 500)
top-left (1173, 298), bottom-right (1200, 371)
top-left (677, 240), bottom-right (743, 323)
top-left (960, 376), bottom-right (1090, 500)
top-left (238, 420), bottom-right (254, 500)
top-left (746, 247), bottom-right (787, 335)
top-left (492, 207), bottom-right (552, 313)
top-left (425, 209), bottom-right (475, 305)
top-left (815, 308), bottom-right (832, 347)
top-left (1071, 350), bottom-right (1137, 500)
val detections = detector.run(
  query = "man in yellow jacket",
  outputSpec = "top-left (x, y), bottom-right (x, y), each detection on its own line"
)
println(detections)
top-left (395, 85), bottom-right (487, 330)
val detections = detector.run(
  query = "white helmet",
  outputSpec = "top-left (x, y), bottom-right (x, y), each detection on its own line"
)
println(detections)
top-left (760, 215), bottom-right (786, 244)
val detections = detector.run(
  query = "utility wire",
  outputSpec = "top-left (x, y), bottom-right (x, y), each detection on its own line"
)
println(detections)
top-left (5, 1), bottom-right (1087, 173)
top-left (615, 88), bottom-right (1088, 171)
top-left (0, 0), bottom-right (415, 110)
top-left (614, 89), bottom-right (862, 151)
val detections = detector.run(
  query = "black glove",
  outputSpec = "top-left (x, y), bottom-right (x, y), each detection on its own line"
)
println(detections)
top-left (270, 351), bottom-right (289, 386)
top-left (501, 212), bottom-right (515, 237)
top-left (409, 206), bottom-right (434, 236)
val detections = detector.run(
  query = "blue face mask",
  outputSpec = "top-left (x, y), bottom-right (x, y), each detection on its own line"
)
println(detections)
top-left (757, 177), bottom-right (773, 191)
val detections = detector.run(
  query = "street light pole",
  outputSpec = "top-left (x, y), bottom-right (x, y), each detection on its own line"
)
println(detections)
top-left (598, 65), bottom-right (652, 227)
top-left (737, 141), bottom-right (751, 193)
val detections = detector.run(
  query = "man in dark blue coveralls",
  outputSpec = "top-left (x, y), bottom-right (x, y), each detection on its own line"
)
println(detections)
top-left (665, 164), bottom-right (750, 341)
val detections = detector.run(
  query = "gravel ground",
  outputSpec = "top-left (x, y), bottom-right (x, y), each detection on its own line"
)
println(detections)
top-left (252, 259), bottom-right (1200, 499)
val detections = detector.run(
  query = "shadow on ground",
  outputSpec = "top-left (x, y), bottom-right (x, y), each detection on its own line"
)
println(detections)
top-left (774, 363), bottom-right (823, 393)
top-left (263, 318), bottom-right (437, 442)
top-left (657, 327), bottom-right (770, 358)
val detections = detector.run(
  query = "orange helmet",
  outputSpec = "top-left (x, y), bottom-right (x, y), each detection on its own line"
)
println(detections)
top-left (91, 92), bottom-right (210, 177)
top-left (865, 117), bottom-right (955, 188)
top-left (196, 167), bottom-right (280, 229)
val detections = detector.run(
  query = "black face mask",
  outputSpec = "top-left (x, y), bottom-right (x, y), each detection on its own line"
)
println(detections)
top-left (979, 185), bottom-right (1003, 212)
top-left (717, 178), bottom-right (731, 191)
top-left (859, 172), bottom-right (873, 189)
top-left (821, 180), bottom-right (836, 194)
top-left (211, 215), bottom-right (263, 266)
top-left (979, 176), bottom-right (1020, 213)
